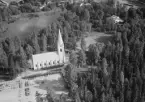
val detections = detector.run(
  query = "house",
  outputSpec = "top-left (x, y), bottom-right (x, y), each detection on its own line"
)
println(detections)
top-left (29, 30), bottom-right (66, 70)
top-left (107, 15), bottom-right (123, 24)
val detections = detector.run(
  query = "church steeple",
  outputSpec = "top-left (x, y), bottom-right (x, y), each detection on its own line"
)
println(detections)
top-left (57, 29), bottom-right (65, 63)
top-left (57, 29), bottom-right (64, 47)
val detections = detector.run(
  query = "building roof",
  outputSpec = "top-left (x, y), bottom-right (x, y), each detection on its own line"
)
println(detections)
top-left (32, 51), bottom-right (59, 62)
top-left (108, 15), bottom-right (123, 23)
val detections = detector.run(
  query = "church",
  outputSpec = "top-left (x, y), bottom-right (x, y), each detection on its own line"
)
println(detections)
top-left (31, 29), bottom-right (66, 70)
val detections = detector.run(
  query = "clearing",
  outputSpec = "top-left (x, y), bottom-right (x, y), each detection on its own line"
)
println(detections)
top-left (0, 72), bottom-right (68, 102)
top-left (77, 31), bottom-right (113, 50)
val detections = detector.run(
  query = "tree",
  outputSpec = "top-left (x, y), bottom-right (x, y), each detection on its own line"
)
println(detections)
top-left (66, 36), bottom-right (77, 50)
top-left (31, 32), bottom-right (40, 54)
top-left (85, 89), bottom-right (93, 102)
top-left (63, 27), bottom-right (69, 44)
top-left (123, 44), bottom-right (130, 58)
top-left (120, 71), bottom-right (124, 86)
top-left (75, 92), bottom-right (81, 102)
top-left (25, 44), bottom-right (33, 59)
top-left (80, 21), bottom-right (87, 32)
top-left (17, 46), bottom-right (28, 68)
top-left (14, 36), bottom-right (21, 52)
top-left (0, 44), bottom-right (8, 68)
top-left (39, 33), bottom-right (47, 52)
top-left (88, 44), bottom-right (100, 64)
top-left (81, 36), bottom-right (86, 51)
top-left (77, 50), bottom-right (86, 67)
top-left (102, 58), bottom-right (108, 76)
top-left (128, 7), bottom-right (137, 19)
top-left (82, 9), bottom-right (90, 22)
top-left (20, 3), bottom-right (33, 13)
top-left (104, 41), bottom-right (113, 59)
top-left (69, 51), bottom-right (78, 66)
top-left (96, 9), bottom-right (104, 20)
top-left (35, 91), bottom-right (41, 102)
top-left (46, 89), bottom-right (54, 102)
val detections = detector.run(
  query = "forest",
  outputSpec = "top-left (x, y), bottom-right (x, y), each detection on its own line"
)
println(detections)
top-left (0, 0), bottom-right (145, 102)
top-left (0, 0), bottom-right (62, 22)
top-left (62, 1), bottom-right (145, 102)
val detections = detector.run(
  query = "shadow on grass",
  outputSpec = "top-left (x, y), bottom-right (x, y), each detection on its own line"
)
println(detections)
top-left (96, 35), bottom-right (113, 44)
top-left (35, 78), bottom-right (66, 92)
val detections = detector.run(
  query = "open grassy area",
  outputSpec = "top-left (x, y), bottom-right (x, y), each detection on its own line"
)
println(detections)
top-left (77, 31), bottom-right (113, 50)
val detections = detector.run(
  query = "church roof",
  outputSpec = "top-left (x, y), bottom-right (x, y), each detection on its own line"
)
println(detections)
top-left (32, 51), bottom-right (59, 62)
top-left (57, 29), bottom-right (64, 46)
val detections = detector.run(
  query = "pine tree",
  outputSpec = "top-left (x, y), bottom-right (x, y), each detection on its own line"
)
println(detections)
top-left (31, 32), bottom-right (40, 54)
top-left (63, 27), bottom-right (68, 44)
top-left (40, 33), bottom-right (47, 52)
top-left (14, 36), bottom-right (21, 52)
top-left (75, 91), bottom-right (81, 102)
top-left (25, 44), bottom-right (33, 59)
top-left (17, 46), bottom-right (28, 68)
top-left (81, 36), bottom-right (86, 52)
top-left (69, 51), bottom-right (78, 66)
top-left (77, 50), bottom-right (86, 67)
top-left (0, 43), bottom-right (8, 68)
top-left (102, 58), bottom-right (108, 76)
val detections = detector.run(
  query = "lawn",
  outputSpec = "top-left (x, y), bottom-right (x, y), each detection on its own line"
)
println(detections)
top-left (35, 73), bottom-right (68, 99)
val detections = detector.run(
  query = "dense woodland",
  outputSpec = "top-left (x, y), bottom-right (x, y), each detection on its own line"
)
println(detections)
top-left (62, 1), bottom-right (145, 102)
top-left (1, 0), bottom-right (145, 102)
top-left (0, 0), bottom-right (61, 22)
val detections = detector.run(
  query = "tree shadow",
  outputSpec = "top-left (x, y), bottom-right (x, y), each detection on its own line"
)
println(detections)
top-left (96, 35), bottom-right (113, 44)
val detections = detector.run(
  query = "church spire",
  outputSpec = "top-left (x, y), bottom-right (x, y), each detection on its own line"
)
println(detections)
top-left (57, 29), bottom-right (64, 46)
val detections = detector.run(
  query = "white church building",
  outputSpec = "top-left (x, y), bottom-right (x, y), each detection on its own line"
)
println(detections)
top-left (29, 30), bottom-right (66, 70)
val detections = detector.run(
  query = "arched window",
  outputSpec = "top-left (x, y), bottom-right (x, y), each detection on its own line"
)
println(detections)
top-left (53, 61), bottom-right (55, 64)
top-left (60, 49), bottom-right (62, 52)
top-left (50, 61), bottom-right (52, 65)
top-left (35, 64), bottom-right (38, 68)
top-left (25, 88), bottom-right (30, 96)
top-left (57, 61), bottom-right (59, 63)
top-left (44, 63), bottom-right (47, 67)
top-left (40, 63), bottom-right (42, 68)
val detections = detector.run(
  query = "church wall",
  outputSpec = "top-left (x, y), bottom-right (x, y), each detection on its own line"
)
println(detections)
top-left (32, 52), bottom-right (64, 70)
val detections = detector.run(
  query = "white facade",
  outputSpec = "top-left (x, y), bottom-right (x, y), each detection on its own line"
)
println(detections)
top-left (32, 30), bottom-right (65, 70)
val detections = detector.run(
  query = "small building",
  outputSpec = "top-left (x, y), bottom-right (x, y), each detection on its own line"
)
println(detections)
top-left (107, 15), bottom-right (123, 24)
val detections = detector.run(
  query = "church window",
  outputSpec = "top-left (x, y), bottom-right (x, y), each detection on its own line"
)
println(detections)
top-left (40, 63), bottom-right (43, 67)
top-left (25, 88), bottom-right (30, 96)
top-left (53, 61), bottom-right (55, 64)
top-left (60, 49), bottom-right (62, 52)
top-left (44, 63), bottom-right (47, 66)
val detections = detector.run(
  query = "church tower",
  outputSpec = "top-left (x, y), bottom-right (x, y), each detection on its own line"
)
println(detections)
top-left (57, 29), bottom-right (65, 63)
